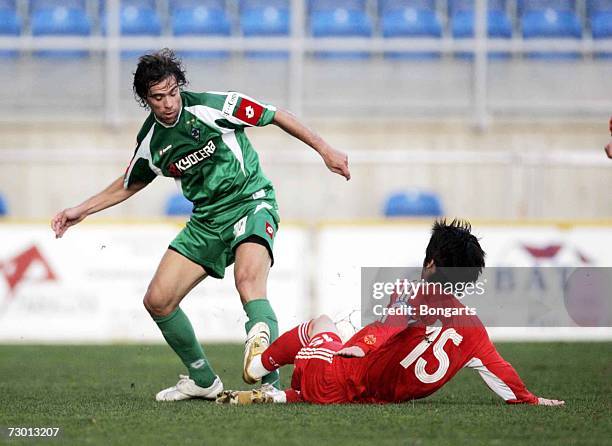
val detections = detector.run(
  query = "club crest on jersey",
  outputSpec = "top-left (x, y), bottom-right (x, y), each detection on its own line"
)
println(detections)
top-left (191, 127), bottom-right (200, 141)
top-left (364, 334), bottom-right (377, 345)
top-left (168, 139), bottom-right (216, 176)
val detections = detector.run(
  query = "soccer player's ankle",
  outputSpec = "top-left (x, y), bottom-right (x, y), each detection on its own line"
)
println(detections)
top-left (190, 368), bottom-right (217, 388)
top-left (248, 354), bottom-right (272, 379)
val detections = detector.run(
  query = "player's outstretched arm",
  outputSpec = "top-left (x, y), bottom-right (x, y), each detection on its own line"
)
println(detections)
top-left (272, 108), bottom-right (351, 180)
top-left (51, 175), bottom-right (148, 238)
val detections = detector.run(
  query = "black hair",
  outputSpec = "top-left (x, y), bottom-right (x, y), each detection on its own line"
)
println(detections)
top-left (424, 218), bottom-right (486, 284)
top-left (132, 48), bottom-right (187, 108)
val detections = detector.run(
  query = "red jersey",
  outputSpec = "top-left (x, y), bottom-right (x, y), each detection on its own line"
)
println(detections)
top-left (289, 292), bottom-right (537, 405)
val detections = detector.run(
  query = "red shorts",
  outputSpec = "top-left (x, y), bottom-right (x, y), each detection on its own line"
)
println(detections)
top-left (292, 332), bottom-right (346, 404)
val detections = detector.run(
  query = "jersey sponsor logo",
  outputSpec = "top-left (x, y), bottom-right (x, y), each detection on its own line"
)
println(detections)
top-left (222, 92), bottom-right (239, 117)
top-left (265, 221), bottom-right (274, 239)
top-left (168, 140), bottom-right (217, 176)
top-left (234, 97), bottom-right (264, 126)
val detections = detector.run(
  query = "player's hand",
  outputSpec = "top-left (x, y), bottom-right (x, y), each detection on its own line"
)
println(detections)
top-left (320, 147), bottom-right (351, 181)
top-left (334, 346), bottom-right (365, 358)
top-left (537, 397), bottom-right (565, 406)
top-left (605, 141), bottom-right (612, 159)
top-left (51, 207), bottom-right (87, 239)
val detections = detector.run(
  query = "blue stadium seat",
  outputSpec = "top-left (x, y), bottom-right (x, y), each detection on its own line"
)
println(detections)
top-left (169, 0), bottom-right (225, 12)
top-left (171, 6), bottom-right (231, 59)
top-left (587, 0), bottom-right (612, 16)
top-left (591, 11), bottom-right (612, 58)
top-left (0, 3), bottom-right (21, 58)
top-left (240, 0), bottom-right (287, 11)
top-left (102, 3), bottom-right (162, 58)
top-left (384, 191), bottom-right (443, 217)
top-left (31, 0), bottom-right (85, 12)
top-left (380, 0), bottom-right (436, 13)
top-left (518, 0), bottom-right (575, 15)
top-left (165, 193), bottom-right (192, 216)
top-left (309, 0), bottom-right (366, 12)
top-left (381, 8), bottom-right (442, 59)
top-left (241, 5), bottom-right (290, 58)
top-left (522, 8), bottom-right (582, 58)
top-left (452, 10), bottom-right (513, 58)
top-left (31, 6), bottom-right (92, 58)
top-left (0, 193), bottom-right (7, 216)
top-left (311, 8), bottom-right (373, 59)
top-left (449, 0), bottom-right (507, 15)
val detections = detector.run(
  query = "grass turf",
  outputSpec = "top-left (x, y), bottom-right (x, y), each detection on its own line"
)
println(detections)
top-left (0, 343), bottom-right (610, 445)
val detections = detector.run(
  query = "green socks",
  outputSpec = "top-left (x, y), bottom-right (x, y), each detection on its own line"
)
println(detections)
top-left (244, 299), bottom-right (280, 388)
top-left (153, 307), bottom-right (217, 388)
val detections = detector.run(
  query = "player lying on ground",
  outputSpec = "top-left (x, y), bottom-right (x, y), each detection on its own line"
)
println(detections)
top-left (50, 48), bottom-right (350, 401)
top-left (218, 219), bottom-right (564, 406)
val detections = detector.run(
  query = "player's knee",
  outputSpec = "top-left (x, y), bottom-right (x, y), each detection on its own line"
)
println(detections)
top-left (143, 285), bottom-right (176, 317)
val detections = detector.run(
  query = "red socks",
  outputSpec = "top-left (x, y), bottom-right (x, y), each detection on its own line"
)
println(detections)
top-left (261, 321), bottom-right (311, 371)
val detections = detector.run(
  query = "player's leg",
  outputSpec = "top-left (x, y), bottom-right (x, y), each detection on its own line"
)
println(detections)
top-left (233, 241), bottom-right (281, 386)
top-left (245, 314), bottom-right (339, 382)
top-left (144, 249), bottom-right (221, 400)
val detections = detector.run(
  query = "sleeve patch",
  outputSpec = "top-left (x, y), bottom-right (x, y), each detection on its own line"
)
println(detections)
top-left (234, 97), bottom-right (264, 126)
top-left (222, 92), bottom-right (239, 117)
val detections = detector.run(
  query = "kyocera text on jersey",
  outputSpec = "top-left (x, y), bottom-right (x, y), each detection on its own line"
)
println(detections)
top-left (172, 139), bottom-right (217, 173)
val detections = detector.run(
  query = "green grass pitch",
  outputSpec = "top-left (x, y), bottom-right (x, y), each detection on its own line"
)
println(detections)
top-left (0, 343), bottom-right (610, 445)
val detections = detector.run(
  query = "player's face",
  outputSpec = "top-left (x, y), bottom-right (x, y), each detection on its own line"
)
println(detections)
top-left (146, 76), bottom-right (182, 125)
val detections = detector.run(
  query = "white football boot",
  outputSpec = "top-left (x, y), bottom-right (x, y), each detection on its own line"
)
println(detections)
top-left (243, 322), bottom-right (270, 384)
top-left (155, 375), bottom-right (223, 402)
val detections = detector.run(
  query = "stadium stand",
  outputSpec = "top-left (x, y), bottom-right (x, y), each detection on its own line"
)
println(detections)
top-left (383, 190), bottom-right (444, 217)
top-left (165, 193), bottom-right (193, 216)
top-left (171, 0), bottom-right (232, 59)
top-left (381, 2), bottom-right (443, 59)
top-left (31, 2), bottom-right (92, 58)
top-left (589, 0), bottom-right (612, 57)
top-left (0, 1), bottom-right (20, 58)
top-left (310, 2), bottom-right (373, 59)
top-left (240, 0), bottom-right (290, 58)
top-left (520, 0), bottom-right (582, 58)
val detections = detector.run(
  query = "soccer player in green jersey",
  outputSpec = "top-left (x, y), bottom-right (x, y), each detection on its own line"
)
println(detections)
top-left (50, 49), bottom-right (350, 401)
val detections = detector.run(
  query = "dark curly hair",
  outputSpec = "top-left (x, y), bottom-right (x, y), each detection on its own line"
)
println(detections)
top-left (132, 48), bottom-right (187, 108)
top-left (424, 218), bottom-right (486, 284)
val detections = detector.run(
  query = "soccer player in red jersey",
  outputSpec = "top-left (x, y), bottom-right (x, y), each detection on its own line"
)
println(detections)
top-left (219, 219), bottom-right (564, 407)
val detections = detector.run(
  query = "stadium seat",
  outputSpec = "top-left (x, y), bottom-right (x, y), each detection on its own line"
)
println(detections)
top-left (0, 2), bottom-right (21, 58)
top-left (169, 0), bottom-right (225, 12)
top-left (518, 0), bottom-right (575, 15)
top-left (589, 0), bottom-right (612, 57)
top-left (171, 5), bottom-right (232, 59)
top-left (31, 0), bottom-right (86, 12)
top-left (380, 0), bottom-right (436, 13)
top-left (102, 3), bottom-right (162, 58)
top-left (522, 8), bottom-right (582, 58)
top-left (31, 6), bottom-right (92, 58)
top-left (309, 0), bottom-right (366, 12)
top-left (0, 193), bottom-right (7, 216)
top-left (165, 193), bottom-right (193, 216)
top-left (452, 10), bottom-right (513, 58)
top-left (241, 4), bottom-right (290, 58)
top-left (381, 8), bottom-right (442, 59)
top-left (383, 191), bottom-right (443, 217)
top-left (311, 8), bottom-right (373, 59)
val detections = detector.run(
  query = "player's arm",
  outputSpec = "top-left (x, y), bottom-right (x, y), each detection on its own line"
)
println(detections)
top-left (51, 175), bottom-right (148, 238)
top-left (273, 108), bottom-right (351, 181)
top-left (467, 340), bottom-right (564, 406)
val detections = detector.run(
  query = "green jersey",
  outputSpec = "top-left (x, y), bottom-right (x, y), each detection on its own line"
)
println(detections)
top-left (124, 91), bottom-right (278, 219)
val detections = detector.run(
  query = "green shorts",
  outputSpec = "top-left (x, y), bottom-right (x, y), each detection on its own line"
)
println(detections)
top-left (169, 201), bottom-right (280, 279)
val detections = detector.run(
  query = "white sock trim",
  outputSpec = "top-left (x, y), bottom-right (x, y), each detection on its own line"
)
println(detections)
top-left (248, 354), bottom-right (269, 380)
